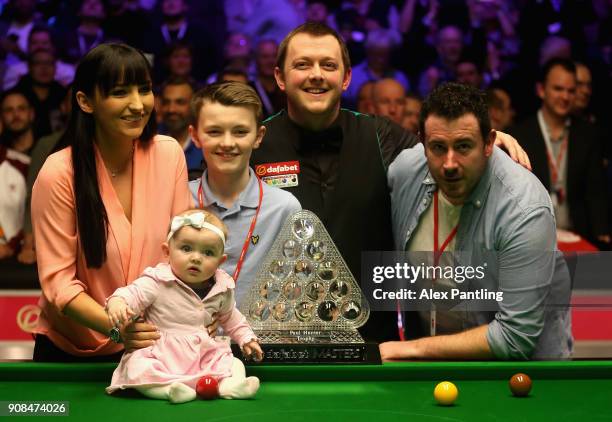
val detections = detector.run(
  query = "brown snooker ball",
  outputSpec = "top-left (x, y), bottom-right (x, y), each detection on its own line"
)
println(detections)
top-left (509, 373), bottom-right (532, 397)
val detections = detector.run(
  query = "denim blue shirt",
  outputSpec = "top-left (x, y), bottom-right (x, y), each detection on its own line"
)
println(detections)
top-left (388, 144), bottom-right (572, 360)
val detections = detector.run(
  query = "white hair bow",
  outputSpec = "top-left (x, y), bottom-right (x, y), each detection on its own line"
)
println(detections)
top-left (167, 212), bottom-right (225, 246)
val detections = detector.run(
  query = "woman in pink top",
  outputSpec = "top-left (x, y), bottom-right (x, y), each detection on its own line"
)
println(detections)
top-left (106, 209), bottom-right (262, 403)
top-left (31, 43), bottom-right (192, 361)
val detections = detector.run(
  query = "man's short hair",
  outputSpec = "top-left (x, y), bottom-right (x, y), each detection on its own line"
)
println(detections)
top-left (437, 25), bottom-right (463, 42)
top-left (574, 61), bottom-right (590, 72)
top-left (28, 24), bottom-right (55, 46)
top-left (276, 22), bottom-right (350, 73)
top-left (486, 87), bottom-right (505, 110)
top-left (256, 38), bottom-right (278, 52)
top-left (419, 82), bottom-right (491, 142)
top-left (457, 53), bottom-right (484, 71)
top-left (190, 81), bottom-right (263, 127)
top-left (164, 40), bottom-right (193, 58)
top-left (485, 81), bottom-right (512, 110)
top-left (357, 80), bottom-right (374, 95)
top-left (539, 57), bottom-right (576, 83)
top-left (160, 75), bottom-right (197, 95)
top-left (216, 66), bottom-right (249, 83)
top-left (0, 88), bottom-right (32, 109)
top-left (405, 91), bottom-right (422, 102)
top-left (29, 24), bottom-right (52, 37)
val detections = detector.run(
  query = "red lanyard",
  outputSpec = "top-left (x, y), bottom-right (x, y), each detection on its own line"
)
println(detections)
top-left (545, 137), bottom-right (568, 186)
top-left (397, 190), bottom-right (460, 341)
top-left (198, 176), bottom-right (264, 283)
top-left (430, 190), bottom-right (460, 336)
top-left (433, 190), bottom-right (458, 266)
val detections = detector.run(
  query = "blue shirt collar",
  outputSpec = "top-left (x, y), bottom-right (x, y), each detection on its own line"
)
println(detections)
top-left (200, 167), bottom-right (260, 210)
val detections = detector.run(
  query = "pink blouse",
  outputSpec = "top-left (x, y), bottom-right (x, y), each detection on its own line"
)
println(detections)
top-left (32, 135), bottom-right (193, 356)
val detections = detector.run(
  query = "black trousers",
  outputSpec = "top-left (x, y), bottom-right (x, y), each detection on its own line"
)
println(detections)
top-left (33, 334), bottom-right (123, 363)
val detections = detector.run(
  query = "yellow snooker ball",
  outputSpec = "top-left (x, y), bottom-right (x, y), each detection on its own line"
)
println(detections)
top-left (434, 381), bottom-right (458, 406)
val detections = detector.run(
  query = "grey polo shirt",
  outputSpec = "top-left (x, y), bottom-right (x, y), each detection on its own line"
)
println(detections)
top-left (189, 168), bottom-right (301, 306)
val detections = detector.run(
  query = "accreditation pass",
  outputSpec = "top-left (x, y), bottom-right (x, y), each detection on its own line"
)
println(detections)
top-left (0, 401), bottom-right (69, 416)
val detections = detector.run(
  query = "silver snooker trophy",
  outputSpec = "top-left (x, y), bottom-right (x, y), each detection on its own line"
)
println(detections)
top-left (235, 210), bottom-right (381, 364)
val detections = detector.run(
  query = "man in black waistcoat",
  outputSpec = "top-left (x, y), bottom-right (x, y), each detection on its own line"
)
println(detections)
top-left (251, 23), bottom-right (529, 344)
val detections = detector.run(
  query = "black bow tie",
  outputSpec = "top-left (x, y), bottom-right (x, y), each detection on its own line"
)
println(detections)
top-left (297, 126), bottom-right (343, 153)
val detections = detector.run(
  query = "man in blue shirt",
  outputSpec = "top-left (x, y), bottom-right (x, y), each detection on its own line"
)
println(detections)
top-left (382, 83), bottom-right (572, 360)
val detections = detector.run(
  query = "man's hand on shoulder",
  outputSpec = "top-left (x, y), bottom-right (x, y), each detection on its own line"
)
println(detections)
top-left (494, 130), bottom-right (532, 170)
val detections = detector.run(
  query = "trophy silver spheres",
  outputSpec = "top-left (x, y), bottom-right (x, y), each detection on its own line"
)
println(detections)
top-left (236, 210), bottom-right (381, 364)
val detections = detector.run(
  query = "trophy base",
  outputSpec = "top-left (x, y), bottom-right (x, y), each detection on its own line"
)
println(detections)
top-left (231, 330), bottom-right (382, 364)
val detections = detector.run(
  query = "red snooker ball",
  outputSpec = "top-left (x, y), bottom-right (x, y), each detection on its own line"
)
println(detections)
top-left (196, 376), bottom-right (219, 400)
top-left (509, 373), bottom-right (532, 397)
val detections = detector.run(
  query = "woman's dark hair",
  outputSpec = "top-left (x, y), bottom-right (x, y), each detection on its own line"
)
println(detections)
top-left (61, 43), bottom-right (157, 268)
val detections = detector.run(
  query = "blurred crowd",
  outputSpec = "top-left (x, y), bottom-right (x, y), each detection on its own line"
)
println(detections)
top-left (0, 0), bottom-right (610, 265)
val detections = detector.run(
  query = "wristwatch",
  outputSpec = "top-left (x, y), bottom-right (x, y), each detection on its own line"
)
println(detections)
top-left (109, 326), bottom-right (123, 344)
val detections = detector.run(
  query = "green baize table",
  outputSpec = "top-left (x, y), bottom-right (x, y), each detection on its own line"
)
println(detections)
top-left (0, 361), bottom-right (611, 421)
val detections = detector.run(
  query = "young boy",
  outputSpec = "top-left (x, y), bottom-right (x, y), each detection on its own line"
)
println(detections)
top-left (189, 82), bottom-right (301, 306)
